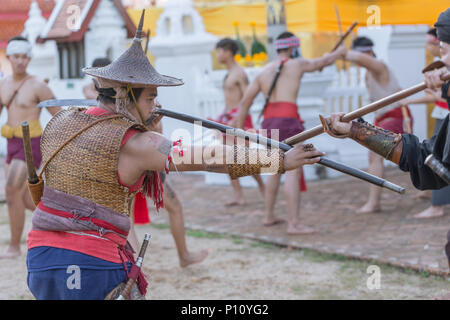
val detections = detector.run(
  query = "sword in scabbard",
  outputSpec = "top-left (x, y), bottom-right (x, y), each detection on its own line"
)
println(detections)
top-left (21, 121), bottom-right (44, 207)
top-left (153, 108), bottom-right (405, 194)
top-left (117, 233), bottom-right (151, 300)
top-left (21, 121), bottom-right (39, 184)
top-left (425, 154), bottom-right (450, 185)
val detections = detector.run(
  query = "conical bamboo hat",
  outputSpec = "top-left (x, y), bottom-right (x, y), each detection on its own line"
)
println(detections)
top-left (83, 10), bottom-right (183, 88)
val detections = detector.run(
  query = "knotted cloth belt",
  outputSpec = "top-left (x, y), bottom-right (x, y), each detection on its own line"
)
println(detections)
top-left (1, 119), bottom-right (42, 139)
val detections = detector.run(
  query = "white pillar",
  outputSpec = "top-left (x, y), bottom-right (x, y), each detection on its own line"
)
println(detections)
top-left (149, 0), bottom-right (218, 144)
top-left (23, 0), bottom-right (59, 80)
top-left (85, 0), bottom-right (129, 68)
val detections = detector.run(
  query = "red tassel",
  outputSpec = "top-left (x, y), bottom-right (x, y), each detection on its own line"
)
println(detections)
top-left (146, 171), bottom-right (164, 211)
top-left (134, 192), bottom-right (150, 224)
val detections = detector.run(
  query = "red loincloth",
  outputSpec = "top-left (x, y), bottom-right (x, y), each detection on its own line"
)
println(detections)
top-left (6, 136), bottom-right (42, 168)
top-left (374, 106), bottom-right (413, 134)
top-left (212, 107), bottom-right (254, 130)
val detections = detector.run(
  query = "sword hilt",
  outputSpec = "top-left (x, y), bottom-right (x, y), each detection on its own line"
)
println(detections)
top-left (117, 233), bottom-right (151, 300)
top-left (425, 154), bottom-right (450, 185)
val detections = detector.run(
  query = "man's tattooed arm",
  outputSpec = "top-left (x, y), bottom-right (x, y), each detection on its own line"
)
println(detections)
top-left (157, 139), bottom-right (172, 156)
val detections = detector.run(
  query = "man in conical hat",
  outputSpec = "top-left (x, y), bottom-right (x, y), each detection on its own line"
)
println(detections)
top-left (25, 10), bottom-right (325, 300)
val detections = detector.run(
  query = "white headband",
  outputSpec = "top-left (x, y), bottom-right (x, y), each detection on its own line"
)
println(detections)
top-left (6, 40), bottom-right (32, 57)
top-left (353, 45), bottom-right (373, 53)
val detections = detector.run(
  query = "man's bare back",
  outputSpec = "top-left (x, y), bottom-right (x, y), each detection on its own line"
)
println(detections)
top-left (236, 52), bottom-right (345, 123)
top-left (0, 75), bottom-right (58, 125)
top-left (223, 65), bottom-right (248, 111)
top-left (256, 58), bottom-right (305, 104)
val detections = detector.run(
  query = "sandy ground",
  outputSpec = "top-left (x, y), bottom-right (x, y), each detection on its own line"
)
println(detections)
top-left (0, 204), bottom-right (448, 300)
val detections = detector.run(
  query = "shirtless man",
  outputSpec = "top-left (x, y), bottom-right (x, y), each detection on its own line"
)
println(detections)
top-left (82, 58), bottom-right (209, 267)
top-left (234, 31), bottom-right (346, 234)
top-left (344, 36), bottom-right (413, 214)
top-left (0, 36), bottom-right (60, 258)
top-left (214, 38), bottom-right (265, 206)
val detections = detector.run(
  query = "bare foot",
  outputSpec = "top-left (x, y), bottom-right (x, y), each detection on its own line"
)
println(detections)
top-left (0, 246), bottom-right (21, 259)
top-left (179, 249), bottom-right (209, 268)
top-left (413, 206), bottom-right (444, 219)
top-left (287, 224), bottom-right (317, 235)
top-left (224, 199), bottom-right (245, 207)
top-left (263, 218), bottom-right (285, 227)
top-left (413, 190), bottom-right (431, 200)
top-left (356, 202), bottom-right (381, 214)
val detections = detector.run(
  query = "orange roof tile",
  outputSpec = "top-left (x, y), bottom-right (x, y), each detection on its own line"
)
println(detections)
top-left (0, 0), bottom-right (55, 48)
top-left (40, 0), bottom-right (137, 43)
top-left (46, 0), bottom-right (89, 39)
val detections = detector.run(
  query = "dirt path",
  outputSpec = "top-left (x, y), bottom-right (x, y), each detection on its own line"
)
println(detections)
top-left (0, 205), bottom-right (448, 300)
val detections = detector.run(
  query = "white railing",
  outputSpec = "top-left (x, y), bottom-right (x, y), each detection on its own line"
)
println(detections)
top-left (323, 66), bottom-right (370, 116)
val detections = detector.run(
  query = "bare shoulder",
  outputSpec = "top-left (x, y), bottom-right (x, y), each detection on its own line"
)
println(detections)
top-left (121, 129), bottom-right (172, 172)
top-left (124, 130), bottom-right (172, 156)
top-left (28, 76), bottom-right (49, 89)
top-left (294, 58), bottom-right (310, 69)
top-left (236, 66), bottom-right (248, 78)
top-left (229, 65), bottom-right (247, 81)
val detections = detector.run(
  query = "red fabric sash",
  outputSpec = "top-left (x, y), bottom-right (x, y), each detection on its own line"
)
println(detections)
top-left (263, 102), bottom-right (301, 120)
top-left (261, 102), bottom-right (306, 192)
top-left (436, 100), bottom-right (449, 110)
top-left (375, 106), bottom-right (409, 123)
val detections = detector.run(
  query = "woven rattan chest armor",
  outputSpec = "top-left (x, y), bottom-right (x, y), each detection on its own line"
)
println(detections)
top-left (41, 108), bottom-right (145, 215)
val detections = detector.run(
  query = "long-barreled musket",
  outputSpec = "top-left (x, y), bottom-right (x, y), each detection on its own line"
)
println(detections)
top-left (34, 98), bottom-right (404, 193)
top-left (153, 108), bottom-right (404, 194)
top-left (283, 66), bottom-right (450, 146)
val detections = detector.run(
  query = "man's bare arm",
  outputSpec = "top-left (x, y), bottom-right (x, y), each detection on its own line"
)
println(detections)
top-left (345, 50), bottom-right (388, 80)
top-left (234, 78), bottom-right (261, 128)
top-left (237, 71), bottom-right (250, 96)
top-left (300, 46), bottom-right (347, 73)
top-left (37, 81), bottom-right (60, 115)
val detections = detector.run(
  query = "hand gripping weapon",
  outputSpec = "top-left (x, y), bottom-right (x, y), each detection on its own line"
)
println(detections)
top-left (425, 155), bottom-right (450, 185)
